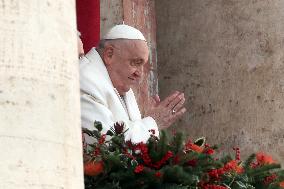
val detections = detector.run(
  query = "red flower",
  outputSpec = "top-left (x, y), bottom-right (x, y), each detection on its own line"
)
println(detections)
top-left (279, 181), bottom-right (284, 187)
top-left (173, 155), bottom-right (180, 164)
top-left (208, 160), bottom-right (244, 181)
top-left (256, 152), bottom-right (275, 165)
top-left (250, 162), bottom-right (260, 168)
top-left (98, 134), bottom-right (106, 144)
top-left (233, 147), bottom-right (241, 160)
top-left (152, 151), bottom-right (174, 169)
top-left (84, 161), bottom-right (104, 176)
top-left (134, 165), bottom-right (144, 173)
top-left (263, 173), bottom-right (277, 185)
top-left (155, 171), bottom-right (162, 178)
top-left (223, 160), bottom-right (244, 174)
top-left (114, 122), bottom-right (124, 134)
top-left (187, 159), bottom-right (197, 167)
top-left (208, 169), bottom-right (222, 180)
top-left (185, 142), bottom-right (204, 153)
top-left (94, 147), bottom-right (100, 156)
top-left (135, 143), bottom-right (152, 165)
top-left (165, 151), bottom-right (174, 158)
top-left (204, 148), bottom-right (215, 155)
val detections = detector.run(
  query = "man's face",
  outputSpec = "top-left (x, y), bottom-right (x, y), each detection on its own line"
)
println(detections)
top-left (105, 40), bottom-right (149, 95)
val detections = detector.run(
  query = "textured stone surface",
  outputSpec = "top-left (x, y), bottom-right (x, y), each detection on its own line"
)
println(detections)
top-left (100, 0), bottom-right (123, 38)
top-left (0, 0), bottom-right (83, 188)
top-left (156, 0), bottom-right (284, 163)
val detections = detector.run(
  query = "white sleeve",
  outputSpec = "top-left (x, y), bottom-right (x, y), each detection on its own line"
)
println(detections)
top-left (81, 94), bottom-right (159, 144)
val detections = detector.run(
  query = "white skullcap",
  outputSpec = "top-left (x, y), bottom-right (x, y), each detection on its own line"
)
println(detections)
top-left (103, 24), bottom-right (146, 41)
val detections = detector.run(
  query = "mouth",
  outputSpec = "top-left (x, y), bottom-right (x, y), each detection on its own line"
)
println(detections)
top-left (128, 77), bottom-right (139, 84)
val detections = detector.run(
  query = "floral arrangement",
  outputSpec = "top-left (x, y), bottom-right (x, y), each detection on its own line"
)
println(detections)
top-left (83, 122), bottom-right (284, 189)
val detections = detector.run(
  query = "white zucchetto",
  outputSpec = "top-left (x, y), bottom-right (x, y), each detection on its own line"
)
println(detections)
top-left (103, 24), bottom-right (146, 41)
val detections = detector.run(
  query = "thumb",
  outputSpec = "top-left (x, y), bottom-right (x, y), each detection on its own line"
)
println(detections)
top-left (153, 95), bottom-right (160, 104)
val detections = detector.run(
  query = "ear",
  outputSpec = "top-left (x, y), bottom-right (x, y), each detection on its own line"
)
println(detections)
top-left (103, 46), bottom-right (114, 66)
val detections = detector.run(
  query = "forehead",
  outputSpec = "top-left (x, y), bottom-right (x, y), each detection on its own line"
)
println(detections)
top-left (117, 40), bottom-right (149, 59)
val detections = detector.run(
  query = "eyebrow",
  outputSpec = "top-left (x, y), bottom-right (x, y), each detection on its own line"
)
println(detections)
top-left (130, 58), bottom-right (145, 64)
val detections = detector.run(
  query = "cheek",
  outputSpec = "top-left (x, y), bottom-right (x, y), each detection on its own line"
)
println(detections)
top-left (116, 68), bottom-right (130, 79)
top-left (124, 65), bottom-right (135, 75)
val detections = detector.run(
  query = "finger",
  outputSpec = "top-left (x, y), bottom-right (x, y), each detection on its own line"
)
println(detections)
top-left (153, 95), bottom-right (160, 104)
top-left (172, 95), bottom-right (185, 112)
top-left (169, 107), bottom-right (186, 123)
top-left (148, 96), bottom-right (157, 106)
top-left (162, 107), bottom-right (186, 129)
top-left (160, 91), bottom-right (180, 107)
top-left (167, 93), bottom-right (184, 109)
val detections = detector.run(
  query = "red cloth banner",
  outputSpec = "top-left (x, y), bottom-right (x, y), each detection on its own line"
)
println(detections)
top-left (76, 0), bottom-right (100, 52)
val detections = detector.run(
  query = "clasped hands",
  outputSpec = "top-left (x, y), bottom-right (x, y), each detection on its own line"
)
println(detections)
top-left (145, 91), bottom-right (186, 130)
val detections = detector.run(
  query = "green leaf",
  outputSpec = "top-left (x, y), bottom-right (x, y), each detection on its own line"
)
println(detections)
top-left (94, 121), bottom-right (103, 131)
top-left (106, 130), bottom-right (114, 136)
top-left (194, 137), bottom-right (206, 147)
top-left (234, 181), bottom-right (247, 188)
top-left (243, 154), bottom-right (256, 171)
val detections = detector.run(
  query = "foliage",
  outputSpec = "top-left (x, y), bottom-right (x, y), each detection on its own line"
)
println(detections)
top-left (83, 122), bottom-right (284, 189)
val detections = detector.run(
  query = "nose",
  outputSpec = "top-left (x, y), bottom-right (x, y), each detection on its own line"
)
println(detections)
top-left (133, 66), bottom-right (143, 78)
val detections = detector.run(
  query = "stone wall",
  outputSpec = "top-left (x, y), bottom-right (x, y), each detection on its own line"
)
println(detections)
top-left (156, 0), bottom-right (284, 163)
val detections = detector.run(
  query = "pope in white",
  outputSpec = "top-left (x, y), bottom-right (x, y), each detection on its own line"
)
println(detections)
top-left (80, 24), bottom-right (186, 143)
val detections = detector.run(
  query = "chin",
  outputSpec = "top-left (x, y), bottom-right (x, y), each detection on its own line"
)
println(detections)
top-left (119, 87), bottom-right (131, 95)
top-left (124, 87), bottom-right (131, 93)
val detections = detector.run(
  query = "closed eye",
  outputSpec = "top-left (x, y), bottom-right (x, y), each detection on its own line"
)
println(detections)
top-left (130, 59), bottom-right (144, 66)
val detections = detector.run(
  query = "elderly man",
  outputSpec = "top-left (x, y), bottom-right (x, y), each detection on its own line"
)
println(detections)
top-left (80, 24), bottom-right (186, 143)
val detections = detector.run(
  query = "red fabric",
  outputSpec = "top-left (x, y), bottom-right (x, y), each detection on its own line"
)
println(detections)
top-left (76, 0), bottom-right (100, 52)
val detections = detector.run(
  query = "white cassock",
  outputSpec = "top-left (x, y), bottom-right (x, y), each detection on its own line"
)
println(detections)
top-left (80, 48), bottom-right (159, 143)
